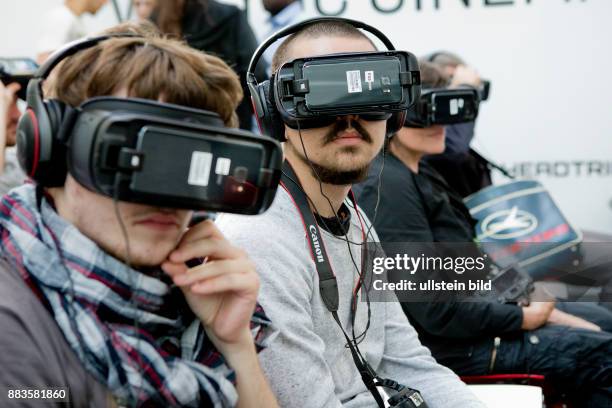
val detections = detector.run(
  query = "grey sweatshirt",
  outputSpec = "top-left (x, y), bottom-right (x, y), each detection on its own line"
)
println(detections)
top-left (216, 189), bottom-right (485, 408)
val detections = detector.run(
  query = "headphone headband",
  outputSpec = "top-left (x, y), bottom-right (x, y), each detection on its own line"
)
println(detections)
top-left (247, 17), bottom-right (396, 81)
top-left (18, 33), bottom-right (144, 187)
top-left (246, 17), bottom-right (410, 141)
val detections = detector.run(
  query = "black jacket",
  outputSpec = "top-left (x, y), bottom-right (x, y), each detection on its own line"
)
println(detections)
top-left (354, 153), bottom-right (523, 359)
top-left (181, 0), bottom-right (268, 130)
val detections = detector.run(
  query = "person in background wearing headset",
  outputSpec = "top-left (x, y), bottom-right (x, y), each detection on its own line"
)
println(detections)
top-left (216, 20), bottom-right (485, 408)
top-left (0, 27), bottom-right (278, 407)
top-left (0, 81), bottom-right (26, 195)
top-left (355, 62), bottom-right (612, 408)
top-left (422, 51), bottom-right (493, 198)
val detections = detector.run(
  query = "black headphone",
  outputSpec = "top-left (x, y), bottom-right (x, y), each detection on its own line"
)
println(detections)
top-left (16, 34), bottom-right (139, 187)
top-left (247, 17), bottom-right (407, 141)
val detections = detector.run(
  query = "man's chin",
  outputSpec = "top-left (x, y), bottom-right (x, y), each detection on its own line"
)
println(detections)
top-left (310, 164), bottom-right (370, 186)
top-left (106, 241), bottom-right (175, 269)
top-left (128, 250), bottom-right (172, 269)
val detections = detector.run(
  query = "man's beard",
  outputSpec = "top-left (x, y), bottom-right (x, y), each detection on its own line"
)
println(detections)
top-left (293, 119), bottom-right (374, 186)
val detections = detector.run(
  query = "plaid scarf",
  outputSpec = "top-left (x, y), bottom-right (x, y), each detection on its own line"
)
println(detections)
top-left (0, 184), bottom-right (273, 407)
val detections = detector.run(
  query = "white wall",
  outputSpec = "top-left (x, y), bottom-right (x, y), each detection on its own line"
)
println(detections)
top-left (2, 0), bottom-right (611, 233)
top-left (0, 0), bottom-right (244, 57)
top-left (247, 0), bottom-right (612, 234)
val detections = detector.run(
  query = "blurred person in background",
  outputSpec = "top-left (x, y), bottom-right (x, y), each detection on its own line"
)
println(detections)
top-left (134, 0), bottom-right (157, 21)
top-left (260, 0), bottom-right (310, 71)
top-left (36, 0), bottom-right (109, 64)
top-left (355, 61), bottom-right (612, 408)
top-left (424, 50), bottom-right (494, 197)
top-left (153, 0), bottom-right (267, 131)
top-left (0, 81), bottom-right (26, 195)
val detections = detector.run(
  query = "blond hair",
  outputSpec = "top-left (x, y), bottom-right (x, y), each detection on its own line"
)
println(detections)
top-left (48, 35), bottom-right (242, 127)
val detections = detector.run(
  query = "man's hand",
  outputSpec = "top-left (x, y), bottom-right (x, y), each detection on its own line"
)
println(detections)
top-left (547, 308), bottom-right (601, 331)
top-left (0, 82), bottom-right (20, 145)
top-left (162, 220), bottom-right (278, 408)
top-left (0, 82), bottom-right (20, 117)
top-left (161, 219), bottom-right (260, 355)
top-left (521, 301), bottom-right (555, 330)
top-left (449, 65), bottom-right (482, 88)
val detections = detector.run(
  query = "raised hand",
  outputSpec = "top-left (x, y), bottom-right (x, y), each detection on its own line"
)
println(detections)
top-left (161, 219), bottom-right (260, 354)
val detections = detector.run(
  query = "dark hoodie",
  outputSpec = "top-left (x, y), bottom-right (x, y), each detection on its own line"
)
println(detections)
top-left (181, 0), bottom-right (268, 130)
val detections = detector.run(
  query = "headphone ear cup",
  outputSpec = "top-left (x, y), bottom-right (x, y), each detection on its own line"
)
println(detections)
top-left (259, 80), bottom-right (286, 142)
top-left (44, 100), bottom-right (71, 186)
top-left (17, 99), bottom-right (69, 187)
top-left (386, 111), bottom-right (406, 137)
top-left (16, 108), bottom-right (41, 178)
top-left (255, 81), bottom-right (271, 136)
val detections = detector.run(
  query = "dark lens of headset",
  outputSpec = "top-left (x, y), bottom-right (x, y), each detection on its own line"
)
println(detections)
top-left (285, 116), bottom-right (337, 130)
top-left (360, 112), bottom-right (393, 121)
top-left (285, 112), bottom-right (392, 129)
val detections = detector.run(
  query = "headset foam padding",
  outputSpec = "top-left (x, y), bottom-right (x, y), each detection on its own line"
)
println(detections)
top-left (16, 92), bottom-right (69, 187)
top-left (260, 78), bottom-right (405, 139)
top-left (386, 111), bottom-right (406, 137)
top-left (258, 79), bottom-right (286, 142)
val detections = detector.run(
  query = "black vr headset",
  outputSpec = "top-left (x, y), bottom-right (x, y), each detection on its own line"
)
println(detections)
top-left (0, 57), bottom-right (39, 101)
top-left (16, 35), bottom-right (282, 215)
top-left (247, 17), bottom-right (422, 140)
top-left (404, 86), bottom-right (480, 128)
top-left (426, 51), bottom-right (491, 102)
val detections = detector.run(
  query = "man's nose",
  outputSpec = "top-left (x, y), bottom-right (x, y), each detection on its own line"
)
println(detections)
top-left (337, 115), bottom-right (360, 125)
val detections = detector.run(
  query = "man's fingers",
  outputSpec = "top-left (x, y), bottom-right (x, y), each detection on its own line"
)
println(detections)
top-left (566, 315), bottom-right (601, 332)
top-left (161, 261), bottom-right (188, 277)
top-left (190, 270), bottom-right (260, 295)
top-left (172, 259), bottom-right (255, 287)
top-left (178, 219), bottom-right (225, 245)
top-left (6, 83), bottom-right (21, 95)
top-left (169, 237), bottom-right (246, 263)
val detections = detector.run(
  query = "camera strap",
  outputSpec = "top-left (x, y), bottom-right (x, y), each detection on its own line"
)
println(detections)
top-left (279, 161), bottom-right (387, 408)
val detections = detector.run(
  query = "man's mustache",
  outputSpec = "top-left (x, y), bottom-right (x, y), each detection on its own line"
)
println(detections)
top-left (323, 118), bottom-right (373, 145)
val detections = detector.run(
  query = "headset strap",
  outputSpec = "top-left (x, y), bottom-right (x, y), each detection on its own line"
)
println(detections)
top-left (280, 161), bottom-right (386, 407)
top-left (280, 161), bottom-right (340, 312)
top-left (469, 148), bottom-right (515, 180)
top-left (248, 17), bottom-right (395, 80)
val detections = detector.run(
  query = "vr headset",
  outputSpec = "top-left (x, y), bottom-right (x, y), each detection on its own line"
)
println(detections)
top-left (404, 86), bottom-right (480, 128)
top-left (248, 17), bottom-right (421, 140)
top-left (273, 50), bottom-right (420, 130)
top-left (17, 35), bottom-right (282, 215)
top-left (425, 51), bottom-right (491, 102)
top-left (479, 80), bottom-right (491, 102)
top-left (0, 57), bottom-right (39, 101)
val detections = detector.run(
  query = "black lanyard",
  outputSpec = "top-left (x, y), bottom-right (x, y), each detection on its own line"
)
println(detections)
top-left (280, 161), bottom-right (389, 407)
top-left (280, 161), bottom-right (428, 408)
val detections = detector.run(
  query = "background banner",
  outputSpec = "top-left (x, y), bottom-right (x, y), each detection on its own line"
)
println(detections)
top-left (1, 0), bottom-right (610, 233)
